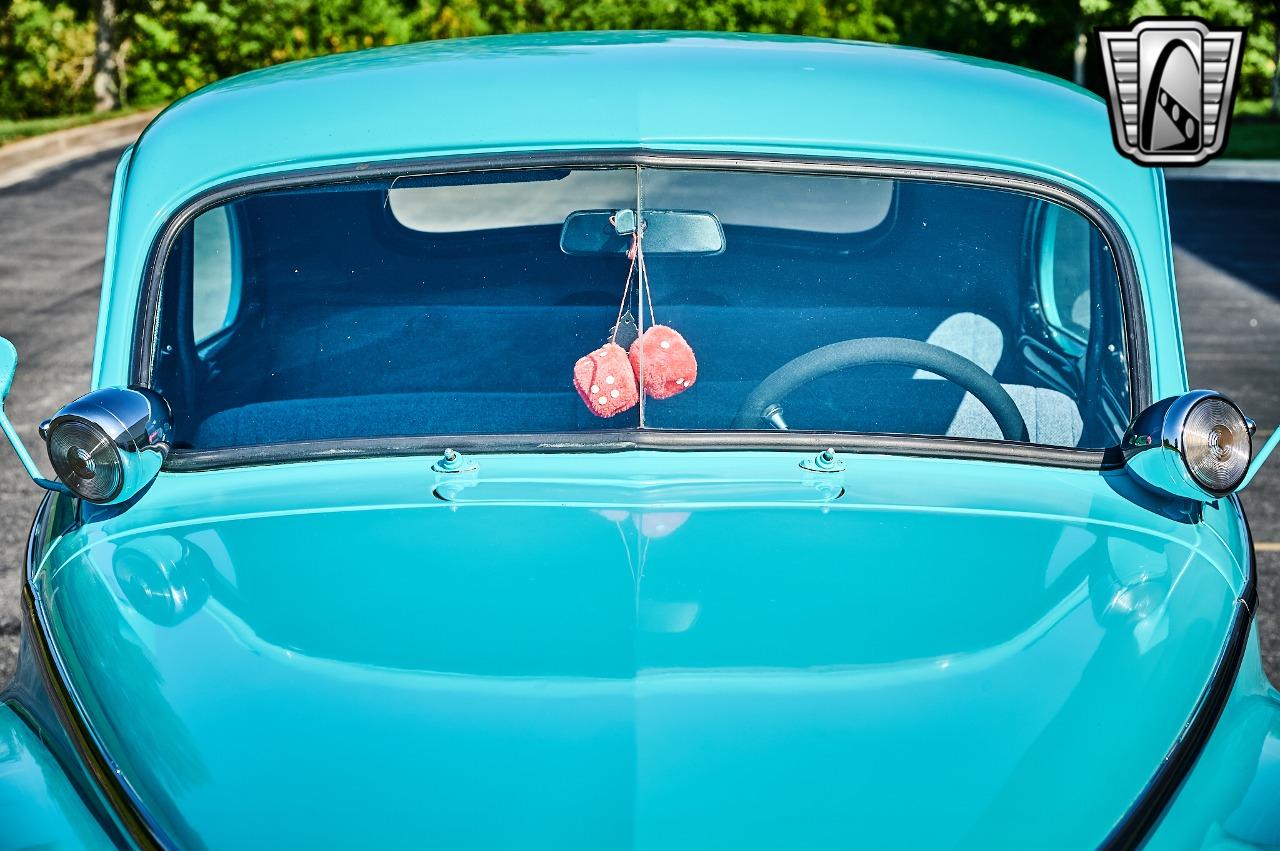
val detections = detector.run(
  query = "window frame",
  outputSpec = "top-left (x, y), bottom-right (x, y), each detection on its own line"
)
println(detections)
top-left (131, 150), bottom-right (1150, 473)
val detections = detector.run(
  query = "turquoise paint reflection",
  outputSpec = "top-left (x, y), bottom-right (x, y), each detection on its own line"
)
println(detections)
top-left (33, 452), bottom-right (1244, 849)
top-left (1146, 629), bottom-right (1280, 849)
top-left (0, 705), bottom-right (114, 850)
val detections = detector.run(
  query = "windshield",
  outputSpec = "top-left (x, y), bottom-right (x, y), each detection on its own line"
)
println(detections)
top-left (151, 164), bottom-right (1132, 453)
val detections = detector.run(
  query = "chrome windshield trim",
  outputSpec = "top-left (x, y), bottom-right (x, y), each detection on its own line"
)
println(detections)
top-left (131, 149), bottom-right (1151, 469)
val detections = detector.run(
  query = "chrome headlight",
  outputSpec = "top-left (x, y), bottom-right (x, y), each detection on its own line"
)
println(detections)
top-left (1124, 390), bottom-right (1253, 500)
top-left (1180, 395), bottom-right (1251, 494)
top-left (41, 388), bottom-right (172, 505)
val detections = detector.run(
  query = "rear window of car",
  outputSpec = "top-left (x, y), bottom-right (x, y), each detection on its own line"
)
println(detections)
top-left (150, 164), bottom-right (1132, 453)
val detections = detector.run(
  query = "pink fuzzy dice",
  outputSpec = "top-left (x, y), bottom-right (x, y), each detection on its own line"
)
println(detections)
top-left (629, 325), bottom-right (697, 399)
top-left (573, 342), bottom-right (639, 418)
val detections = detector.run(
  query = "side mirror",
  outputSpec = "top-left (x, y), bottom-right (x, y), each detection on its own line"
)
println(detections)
top-left (0, 337), bottom-right (67, 493)
top-left (40, 387), bottom-right (173, 505)
top-left (1124, 390), bottom-right (1277, 501)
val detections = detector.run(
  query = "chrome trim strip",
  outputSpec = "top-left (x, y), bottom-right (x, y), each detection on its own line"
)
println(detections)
top-left (130, 149), bottom-right (1151, 471)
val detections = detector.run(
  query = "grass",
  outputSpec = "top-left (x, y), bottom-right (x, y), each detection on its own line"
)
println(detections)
top-left (0, 105), bottom-right (156, 146)
top-left (1223, 121), bottom-right (1280, 159)
top-left (1223, 98), bottom-right (1280, 160)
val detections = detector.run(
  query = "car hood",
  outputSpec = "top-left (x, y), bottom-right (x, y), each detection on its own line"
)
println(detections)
top-left (33, 452), bottom-right (1246, 850)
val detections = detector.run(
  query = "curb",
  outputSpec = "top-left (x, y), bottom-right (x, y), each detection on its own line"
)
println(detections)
top-left (0, 108), bottom-right (160, 190)
top-left (1164, 159), bottom-right (1280, 182)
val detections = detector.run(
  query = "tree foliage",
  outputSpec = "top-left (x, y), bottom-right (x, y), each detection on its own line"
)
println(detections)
top-left (0, 0), bottom-right (95, 116)
top-left (0, 0), bottom-right (1275, 119)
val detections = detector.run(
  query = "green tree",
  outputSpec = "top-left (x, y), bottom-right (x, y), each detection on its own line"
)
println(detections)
top-left (93, 0), bottom-right (120, 110)
top-left (1082, 0), bottom-right (1272, 101)
top-left (1252, 0), bottom-right (1280, 114)
top-left (0, 0), bottom-right (95, 117)
top-left (894, 1), bottom-right (1081, 82)
top-left (1, 0), bottom-right (1275, 122)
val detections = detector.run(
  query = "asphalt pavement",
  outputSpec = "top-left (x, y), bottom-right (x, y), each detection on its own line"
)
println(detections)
top-left (0, 153), bottom-right (1276, 684)
top-left (0, 150), bottom-right (116, 679)
top-left (1167, 177), bottom-right (1280, 676)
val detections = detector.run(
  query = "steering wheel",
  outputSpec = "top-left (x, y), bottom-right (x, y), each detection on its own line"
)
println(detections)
top-left (732, 336), bottom-right (1030, 442)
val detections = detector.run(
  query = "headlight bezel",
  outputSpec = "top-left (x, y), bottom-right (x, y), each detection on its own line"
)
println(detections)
top-left (1124, 389), bottom-right (1255, 501)
top-left (40, 388), bottom-right (172, 505)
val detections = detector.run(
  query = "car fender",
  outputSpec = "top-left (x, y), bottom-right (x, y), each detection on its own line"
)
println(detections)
top-left (0, 703), bottom-right (115, 850)
top-left (1146, 626), bottom-right (1280, 849)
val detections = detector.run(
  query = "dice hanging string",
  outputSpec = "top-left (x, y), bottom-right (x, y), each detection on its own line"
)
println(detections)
top-left (627, 212), bottom-right (699, 402)
top-left (610, 229), bottom-right (639, 345)
top-left (638, 232), bottom-right (657, 328)
top-left (572, 209), bottom-right (697, 418)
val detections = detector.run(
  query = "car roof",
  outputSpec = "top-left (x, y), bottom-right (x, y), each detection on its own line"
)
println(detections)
top-left (97, 32), bottom-right (1180, 392)
top-left (127, 31), bottom-right (1151, 202)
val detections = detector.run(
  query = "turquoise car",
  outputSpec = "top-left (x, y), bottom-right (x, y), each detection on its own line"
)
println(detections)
top-left (3, 31), bottom-right (1280, 850)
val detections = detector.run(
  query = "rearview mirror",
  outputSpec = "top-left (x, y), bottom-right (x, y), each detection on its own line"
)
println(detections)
top-left (560, 209), bottom-right (725, 256)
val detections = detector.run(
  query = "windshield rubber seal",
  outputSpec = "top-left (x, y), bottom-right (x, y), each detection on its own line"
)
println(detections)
top-left (129, 149), bottom-right (1151, 472)
top-left (164, 429), bottom-right (1126, 472)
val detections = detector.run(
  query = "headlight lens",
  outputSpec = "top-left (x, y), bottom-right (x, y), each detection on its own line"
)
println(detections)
top-left (1182, 395), bottom-right (1251, 494)
top-left (47, 419), bottom-right (123, 503)
top-left (40, 388), bottom-right (172, 505)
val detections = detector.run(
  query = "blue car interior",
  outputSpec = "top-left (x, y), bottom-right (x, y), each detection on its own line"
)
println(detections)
top-left (152, 170), bottom-right (1130, 452)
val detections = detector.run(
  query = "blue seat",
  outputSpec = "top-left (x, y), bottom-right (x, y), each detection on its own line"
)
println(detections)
top-left (193, 304), bottom-right (1000, 447)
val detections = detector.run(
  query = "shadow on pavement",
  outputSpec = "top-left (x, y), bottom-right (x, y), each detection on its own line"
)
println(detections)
top-left (1167, 180), bottom-right (1280, 299)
